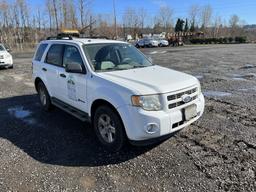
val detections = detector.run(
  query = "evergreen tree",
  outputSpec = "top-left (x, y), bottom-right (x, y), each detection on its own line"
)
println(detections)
top-left (184, 18), bottom-right (189, 32)
top-left (175, 18), bottom-right (185, 32)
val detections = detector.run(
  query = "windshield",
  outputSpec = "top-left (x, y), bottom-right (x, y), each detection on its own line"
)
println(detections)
top-left (83, 43), bottom-right (153, 72)
top-left (0, 45), bottom-right (5, 51)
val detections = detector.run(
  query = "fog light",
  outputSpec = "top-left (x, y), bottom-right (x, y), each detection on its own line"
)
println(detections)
top-left (145, 123), bottom-right (159, 134)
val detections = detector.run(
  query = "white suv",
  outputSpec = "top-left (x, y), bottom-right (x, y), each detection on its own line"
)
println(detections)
top-left (0, 44), bottom-right (13, 69)
top-left (32, 37), bottom-right (205, 151)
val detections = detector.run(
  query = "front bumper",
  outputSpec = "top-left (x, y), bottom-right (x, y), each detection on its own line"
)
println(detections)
top-left (0, 58), bottom-right (13, 67)
top-left (118, 93), bottom-right (205, 141)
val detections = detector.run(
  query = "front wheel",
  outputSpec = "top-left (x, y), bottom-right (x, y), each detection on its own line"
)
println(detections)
top-left (93, 105), bottom-right (126, 152)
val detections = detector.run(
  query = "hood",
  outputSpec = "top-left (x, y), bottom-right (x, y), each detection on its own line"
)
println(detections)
top-left (97, 65), bottom-right (199, 95)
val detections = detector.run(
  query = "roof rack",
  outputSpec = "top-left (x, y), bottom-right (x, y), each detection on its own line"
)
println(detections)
top-left (46, 33), bottom-right (110, 40)
top-left (46, 34), bottom-right (73, 40)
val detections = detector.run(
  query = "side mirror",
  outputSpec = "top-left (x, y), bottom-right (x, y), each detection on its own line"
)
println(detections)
top-left (6, 48), bottom-right (11, 52)
top-left (65, 63), bottom-right (85, 74)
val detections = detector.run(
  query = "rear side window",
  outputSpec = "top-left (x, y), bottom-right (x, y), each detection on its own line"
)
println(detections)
top-left (45, 44), bottom-right (64, 66)
top-left (35, 44), bottom-right (48, 61)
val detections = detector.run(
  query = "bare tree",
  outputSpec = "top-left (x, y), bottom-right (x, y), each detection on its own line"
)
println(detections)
top-left (213, 15), bottom-right (222, 37)
top-left (158, 5), bottom-right (173, 32)
top-left (138, 8), bottom-right (147, 30)
top-left (79, 0), bottom-right (93, 29)
top-left (52, 0), bottom-right (59, 32)
top-left (188, 4), bottom-right (200, 28)
top-left (46, 0), bottom-right (53, 32)
top-left (123, 8), bottom-right (139, 38)
top-left (229, 14), bottom-right (240, 36)
top-left (201, 5), bottom-right (212, 30)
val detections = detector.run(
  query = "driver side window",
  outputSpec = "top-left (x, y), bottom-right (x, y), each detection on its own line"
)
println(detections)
top-left (63, 45), bottom-right (84, 68)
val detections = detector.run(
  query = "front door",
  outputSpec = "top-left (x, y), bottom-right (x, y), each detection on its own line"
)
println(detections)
top-left (57, 44), bottom-right (87, 112)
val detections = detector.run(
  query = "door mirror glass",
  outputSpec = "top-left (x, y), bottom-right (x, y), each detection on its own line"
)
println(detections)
top-left (65, 63), bottom-right (84, 73)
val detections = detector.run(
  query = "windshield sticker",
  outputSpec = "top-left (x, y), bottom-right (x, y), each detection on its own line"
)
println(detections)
top-left (67, 75), bottom-right (77, 101)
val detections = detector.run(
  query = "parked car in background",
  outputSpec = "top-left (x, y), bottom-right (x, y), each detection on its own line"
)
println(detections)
top-left (144, 38), bottom-right (159, 47)
top-left (156, 38), bottom-right (169, 47)
top-left (0, 44), bottom-right (13, 69)
top-left (135, 39), bottom-right (146, 48)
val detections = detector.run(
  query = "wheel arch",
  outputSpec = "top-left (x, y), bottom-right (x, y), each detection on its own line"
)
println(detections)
top-left (34, 77), bottom-right (44, 92)
top-left (90, 99), bottom-right (121, 121)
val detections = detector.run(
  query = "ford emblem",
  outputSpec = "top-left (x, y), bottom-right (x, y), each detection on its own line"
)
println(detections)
top-left (182, 94), bottom-right (192, 103)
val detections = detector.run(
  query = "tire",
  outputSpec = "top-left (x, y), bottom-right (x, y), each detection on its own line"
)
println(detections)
top-left (9, 65), bottom-right (13, 69)
top-left (93, 105), bottom-right (126, 152)
top-left (37, 81), bottom-right (52, 111)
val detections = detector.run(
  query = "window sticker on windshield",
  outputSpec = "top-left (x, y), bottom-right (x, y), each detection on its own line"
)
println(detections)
top-left (67, 75), bottom-right (77, 101)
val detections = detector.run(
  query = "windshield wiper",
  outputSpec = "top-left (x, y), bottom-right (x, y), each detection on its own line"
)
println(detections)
top-left (133, 65), bottom-right (148, 68)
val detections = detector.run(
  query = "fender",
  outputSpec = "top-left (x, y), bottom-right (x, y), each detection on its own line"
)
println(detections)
top-left (87, 86), bottom-right (130, 116)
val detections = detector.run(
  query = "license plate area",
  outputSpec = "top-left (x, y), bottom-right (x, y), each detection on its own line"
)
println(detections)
top-left (184, 104), bottom-right (197, 121)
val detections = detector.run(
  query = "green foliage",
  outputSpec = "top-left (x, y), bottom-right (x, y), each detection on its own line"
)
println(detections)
top-left (235, 36), bottom-right (247, 43)
top-left (184, 19), bottom-right (189, 32)
top-left (175, 18), bottom-right (185, 32)
top-left (228, 37), bottom-right (233, 43)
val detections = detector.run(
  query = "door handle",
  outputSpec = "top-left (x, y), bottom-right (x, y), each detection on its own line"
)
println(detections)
top-left (42, 68), bottom-right (47, 72)
top-left (60, 73), bottom-right (66, 78)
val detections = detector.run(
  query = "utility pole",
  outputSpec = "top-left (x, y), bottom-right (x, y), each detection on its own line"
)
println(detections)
top-left (113, 0), bottom-right (117, 39)
top-left (89, 15), bottom-right (92, 37)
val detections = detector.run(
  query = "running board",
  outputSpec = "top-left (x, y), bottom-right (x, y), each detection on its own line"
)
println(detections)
top-left (51, 97), bottom-right (90, 122)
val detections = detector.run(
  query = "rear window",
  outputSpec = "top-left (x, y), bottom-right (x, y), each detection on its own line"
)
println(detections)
top-left (35, 44), bottom-right (48, 61)
top-left (45, 44), bottom-right (64, 66)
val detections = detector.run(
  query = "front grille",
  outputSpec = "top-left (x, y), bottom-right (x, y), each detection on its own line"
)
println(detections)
top-left (167, 88), bottom-right (197, 101)
top-left (167, 87), bottom-right (198, 109)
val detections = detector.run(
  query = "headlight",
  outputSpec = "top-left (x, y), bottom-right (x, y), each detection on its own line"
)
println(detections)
top-left (0, 55), bottom-right (3, 59)
top-left (131, 95), bottom-right (162, 111)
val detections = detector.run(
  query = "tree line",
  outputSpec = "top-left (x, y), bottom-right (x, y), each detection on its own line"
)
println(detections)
top-left (0, 0), bottom-right (253, 51)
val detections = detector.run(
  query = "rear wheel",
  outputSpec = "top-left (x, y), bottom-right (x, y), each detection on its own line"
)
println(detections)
top-left (93, 105), bottom-right (126, 151)
top-left (37, 82), bottom-right (52, 111)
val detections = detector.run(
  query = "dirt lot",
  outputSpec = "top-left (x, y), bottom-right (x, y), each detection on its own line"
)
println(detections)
top-left (0, 44), bottom-right (256, 192)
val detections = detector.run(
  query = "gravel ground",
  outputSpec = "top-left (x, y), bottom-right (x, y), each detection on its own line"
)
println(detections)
top-left (0, 44), bottom-right (256, 192)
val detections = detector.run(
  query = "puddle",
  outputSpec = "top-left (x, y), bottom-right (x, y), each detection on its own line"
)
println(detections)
top-left (241, 64), bottom-right (256, 69)
top-left (203, 91), bottom-right (232, 98)
top-left (195, 75), bottom-right (204, 80)
top-left (231, 74), bottom-right (255, 80)
top-left (24, 82), bottom-right (34, 87)
top-left (8, 106), bottom-right (36, 125)
top-left (150, 51), bottom-right (158, 55)
top-left (238, 87), bottom-right (256, 92)
top-left (149, 50), bottom-right (167, 55)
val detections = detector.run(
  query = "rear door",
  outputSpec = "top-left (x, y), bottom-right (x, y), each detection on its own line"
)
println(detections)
top-left (44, 44), bottom-right (65, 97)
